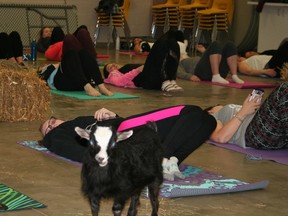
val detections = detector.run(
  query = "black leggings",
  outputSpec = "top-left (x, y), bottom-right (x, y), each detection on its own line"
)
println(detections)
top-left (125, 38), bottom-right (180, 89)
top-left (194, 41), bottom-right (237, 81)
top-left (157, 106), bottom-right (216, 163)
top-left (266, 41), bottom-right (288, 77)
top-left (54, 34), bottom-right (103, 91)
top-left (0, 31), bottom-right (23, 59)
top-left (122, 105), bottom-right (217, 163)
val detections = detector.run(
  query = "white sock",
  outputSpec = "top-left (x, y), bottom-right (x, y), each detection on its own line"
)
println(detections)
top-left (212, 74), bottom-right (229, 84)
top-left (232, 75), bottom-right (244, 84)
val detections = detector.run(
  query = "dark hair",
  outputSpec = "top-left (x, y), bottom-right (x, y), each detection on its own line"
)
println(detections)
top-left (103, 64), bottom-right (109, 78)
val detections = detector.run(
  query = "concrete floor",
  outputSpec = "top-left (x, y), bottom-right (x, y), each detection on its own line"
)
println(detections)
top-left (0, 46), bottom-right (287, 216)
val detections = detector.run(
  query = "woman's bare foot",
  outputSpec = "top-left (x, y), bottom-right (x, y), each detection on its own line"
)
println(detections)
top-left (98, 84), bottom-right (114, 96)
top-left (84, 83), bottom-right (101, 96)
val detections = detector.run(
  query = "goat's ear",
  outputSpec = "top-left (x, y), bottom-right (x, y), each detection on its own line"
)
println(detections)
top-left (116, 130), bottom-right (133, 142)
top-left (75, 127), bottom-right (90, 140)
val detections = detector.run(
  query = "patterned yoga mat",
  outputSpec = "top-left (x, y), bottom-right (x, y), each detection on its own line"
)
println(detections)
top-left (17, 141), bottom-right (269, 198)
top-left (0, 183), bottom-right (46, 212)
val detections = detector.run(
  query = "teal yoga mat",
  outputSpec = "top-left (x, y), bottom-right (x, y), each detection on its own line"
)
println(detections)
top-left (51, 90), bottom-right (139, 100)
top-left (18, 141), bottom-right (269, 198)
top-left (0, 183), bottom-right (46, 212)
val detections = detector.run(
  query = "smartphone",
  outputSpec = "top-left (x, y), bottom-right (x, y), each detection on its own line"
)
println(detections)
top-left (249, 89), bottom-right (264, 103)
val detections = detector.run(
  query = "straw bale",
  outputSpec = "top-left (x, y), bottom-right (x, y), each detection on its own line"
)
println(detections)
top-left (280, 62), bottom-right (288, 82)
top-left (0, 60), bottom-right (51, 122)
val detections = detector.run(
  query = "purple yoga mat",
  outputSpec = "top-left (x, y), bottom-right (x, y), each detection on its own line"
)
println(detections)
top-left (200, 81), bottom-right (279, 89)
top-left (208, 140), bottom-right (288, 165)
top-left (17, 141), bottom-right (268, 198)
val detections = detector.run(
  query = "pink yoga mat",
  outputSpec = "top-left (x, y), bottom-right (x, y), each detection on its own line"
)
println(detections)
top-left (201, 81), bottom-right (279, 89)
top-left (97, 54), bottom-right (110, 59)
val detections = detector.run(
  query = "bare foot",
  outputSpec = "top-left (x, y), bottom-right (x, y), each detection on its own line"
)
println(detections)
top-left (98, 84), bottom-right (114, 96)
top-left (84, 83), bottom-right (101, 96)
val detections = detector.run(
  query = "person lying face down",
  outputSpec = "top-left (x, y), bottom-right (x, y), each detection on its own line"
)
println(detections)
top-left (40, 105), bottom-right (217, 181)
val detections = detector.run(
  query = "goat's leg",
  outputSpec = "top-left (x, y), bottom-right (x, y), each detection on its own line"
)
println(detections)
top-left (89, 196), bottom-right (100, 216)
top-left (127, 191), bottom-right (141, 216)
top-left (148, 182), bottom-right (161, 216)
top-left (112, 198), bottom-right (126, 216)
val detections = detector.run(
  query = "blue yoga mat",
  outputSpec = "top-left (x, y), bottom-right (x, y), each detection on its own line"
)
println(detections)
top-left (51, 90), bottom-right (139, 100)
top-left (17, 141), bottom-right (269, 198)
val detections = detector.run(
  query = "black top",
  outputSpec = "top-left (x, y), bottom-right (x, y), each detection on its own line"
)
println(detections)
top-left (42, 116), bottom-right (123, 162)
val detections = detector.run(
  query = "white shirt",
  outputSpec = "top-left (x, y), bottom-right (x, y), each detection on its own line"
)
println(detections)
top-left (243, 55), bottom-right (272, 70)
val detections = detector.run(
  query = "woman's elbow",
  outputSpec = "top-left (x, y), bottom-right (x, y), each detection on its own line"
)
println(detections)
top-left (210, 135), bottom-right (229, 144)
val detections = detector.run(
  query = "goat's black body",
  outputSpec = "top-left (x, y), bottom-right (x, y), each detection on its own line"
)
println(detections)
top-left (81, 124), bottom-right (163, 216)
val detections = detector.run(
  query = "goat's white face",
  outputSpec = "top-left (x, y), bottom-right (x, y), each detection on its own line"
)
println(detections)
top-left (93, 127), bottom-right (113, 167)
top-left (75, 125), bottom-right (133, 167)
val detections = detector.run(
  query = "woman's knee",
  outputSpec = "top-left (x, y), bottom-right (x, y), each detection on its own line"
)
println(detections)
top-left (208, 41), bottom-right (222, 54)
top-left (9, 31), bottom-right (21, 40)
top-left (222, 41), bottom-right (237, 56)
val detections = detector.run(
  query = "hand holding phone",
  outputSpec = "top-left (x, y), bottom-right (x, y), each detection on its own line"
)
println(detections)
top-left (249, 89), bottom-right (264, 103)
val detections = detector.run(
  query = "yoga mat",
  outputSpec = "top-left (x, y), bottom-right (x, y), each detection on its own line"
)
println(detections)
top-left (97, 54), bottom-right (110, 59)
top-left (200, 81), bottom-right (279, 89)
top-left (0, 183), bottom-right (46, 212)
top-left (17, 141), bottom-right (269, 198)
top-left (51, 90), bottom-right (139, 100)
top-left (119, 51), bottom-right (148, 57)
top-left (160, 164), bottom-right (269, 198)
top-left (207, 140), bottom-right (288, 165)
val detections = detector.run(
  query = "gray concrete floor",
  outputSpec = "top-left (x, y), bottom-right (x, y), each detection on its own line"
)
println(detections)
top-left (0, 46), bottom-right (287, 216)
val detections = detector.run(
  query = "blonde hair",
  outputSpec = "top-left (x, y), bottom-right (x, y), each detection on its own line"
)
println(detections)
top-left (280, 63), bottom-right (288, 81)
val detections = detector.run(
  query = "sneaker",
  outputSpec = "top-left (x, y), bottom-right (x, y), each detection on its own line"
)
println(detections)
top-left (170, 80), bottom-right (184, 91)
top-left (161, 80), bottom-right (184, 92)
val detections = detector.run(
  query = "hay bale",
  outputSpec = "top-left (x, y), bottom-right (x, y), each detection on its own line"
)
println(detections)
top-left (0, 60), bottom-right (50, 122)
top-left (280, 63), bottom-right (288, 82)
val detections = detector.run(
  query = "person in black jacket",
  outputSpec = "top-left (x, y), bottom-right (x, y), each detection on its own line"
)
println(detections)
top-left (39, 105), bottom-right (217, 180)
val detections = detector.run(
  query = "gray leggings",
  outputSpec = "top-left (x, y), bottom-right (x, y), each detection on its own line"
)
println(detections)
top-left (194, 41), bottom-right (237, 81)
top-left (245, 83), bottom-right (288, 149)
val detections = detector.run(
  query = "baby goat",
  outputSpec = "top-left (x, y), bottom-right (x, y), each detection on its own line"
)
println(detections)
top-left (75, 122), bottom-right (163, 216)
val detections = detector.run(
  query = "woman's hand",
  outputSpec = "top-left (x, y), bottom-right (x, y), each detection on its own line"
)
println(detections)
top-left (191, 75), bottom-right (200, 82)
top-left (238, 94), bottom-right (262, 118)
top-left (94, 108), bottom-right (116, 121)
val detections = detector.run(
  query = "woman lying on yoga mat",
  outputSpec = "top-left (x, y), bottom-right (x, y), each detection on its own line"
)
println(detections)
top-left (44, 25), bottom-right (96, 61)
top-left (103, 30), bottom-right (185, 92)
top-left (177, 41), bottom-right (244, 84)
top-left (237, 40), bottom-right (288, 78)
top-left (208, 82), bottom-right (288, 150)
top-left (0, 31), bottom-right (24, 65)
top-left (39, 105), bottom-right (217, 181)
top-left (38, 29), bottom-right (113, 97)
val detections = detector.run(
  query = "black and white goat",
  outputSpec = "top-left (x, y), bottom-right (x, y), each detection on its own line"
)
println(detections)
top-left (75, 122), bottom-right (163, 216)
